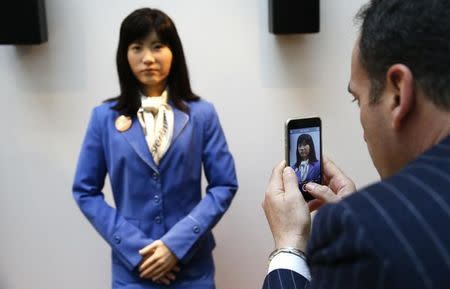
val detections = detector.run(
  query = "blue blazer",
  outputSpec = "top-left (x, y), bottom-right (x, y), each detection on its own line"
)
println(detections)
top-left (292, 160), bottom-right (321, 184)
top-left (73, 99), bottom-right (238, 289)
top-left (263, 135), bottom-right (450, 289)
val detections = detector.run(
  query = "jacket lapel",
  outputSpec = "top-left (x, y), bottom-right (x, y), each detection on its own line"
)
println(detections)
top-left (120, 102), bottom-right (189, 172)
top-left (121, 116), bottom-right (158, 172)
top-left (171, 105), bottom-right (189, 145)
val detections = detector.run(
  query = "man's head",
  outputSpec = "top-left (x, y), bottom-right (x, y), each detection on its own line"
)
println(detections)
top-left (349, 0), bottom-right (450, 178)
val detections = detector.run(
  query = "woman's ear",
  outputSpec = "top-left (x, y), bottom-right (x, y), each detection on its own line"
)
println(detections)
top-left (386, 64), bottom-right (415, 130)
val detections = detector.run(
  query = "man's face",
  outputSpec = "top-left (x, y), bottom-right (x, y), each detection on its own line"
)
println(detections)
top-left (348, 43), bottom-right (393, 178)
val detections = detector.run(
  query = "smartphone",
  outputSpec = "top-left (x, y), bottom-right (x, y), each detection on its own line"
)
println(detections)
top-left (285, 117), bottom-right (322, 201)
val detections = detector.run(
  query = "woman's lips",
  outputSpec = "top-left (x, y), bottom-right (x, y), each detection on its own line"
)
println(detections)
top-left (141, 68), bottom-right (158, 73)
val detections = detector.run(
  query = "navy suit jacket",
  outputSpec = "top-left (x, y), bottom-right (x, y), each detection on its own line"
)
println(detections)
top-left (263, 135), bottom-right (450, 289)
top-left (73, 99), bottom-right (238, 289)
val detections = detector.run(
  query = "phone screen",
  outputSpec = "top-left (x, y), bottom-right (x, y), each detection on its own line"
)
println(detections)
top-left (287, 120), bottom-right (322, 201)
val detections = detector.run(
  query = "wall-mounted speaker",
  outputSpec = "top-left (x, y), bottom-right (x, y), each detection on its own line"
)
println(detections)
top-left (269, 0), bottom-right (320, 34)
top-left (0, 0), bottom-right (48, 45)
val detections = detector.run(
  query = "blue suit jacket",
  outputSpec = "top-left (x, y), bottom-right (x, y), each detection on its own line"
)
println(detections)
top-left (293, 160), bottom-right (321, 184)
top-left (73, 99), bottom-right (238, 289)
top-left (263, 135), bottom-right (450, 289)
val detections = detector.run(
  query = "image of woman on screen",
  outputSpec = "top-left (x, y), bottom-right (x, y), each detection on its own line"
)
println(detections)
top-left (72, 8), bottom-right (238, 289)
top-left (292, 134), bottom-right (321, 194)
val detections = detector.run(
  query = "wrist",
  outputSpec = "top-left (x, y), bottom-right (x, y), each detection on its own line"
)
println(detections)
top-left (275, 235), bottom-right (308, 252)
top-left (268, 247), bottom-right (307, 263)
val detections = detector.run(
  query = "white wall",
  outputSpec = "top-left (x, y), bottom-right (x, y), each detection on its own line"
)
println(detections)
top-left (0, 0), bottom-right (378, 288)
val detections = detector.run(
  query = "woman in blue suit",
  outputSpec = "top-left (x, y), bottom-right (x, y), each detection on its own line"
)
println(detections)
top-left (72, 8), bottom-right (238, 289)
top-left (292, 134), bottom-right (320, 199)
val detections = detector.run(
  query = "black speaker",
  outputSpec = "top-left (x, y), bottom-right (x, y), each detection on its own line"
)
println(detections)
top-left (269, 0), bottom-right (320, 34)
top-left (0, 0), bottom-right (48, 45)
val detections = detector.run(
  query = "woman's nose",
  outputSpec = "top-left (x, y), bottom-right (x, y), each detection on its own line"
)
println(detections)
top-left (143, 50), bottom-right (155, 64)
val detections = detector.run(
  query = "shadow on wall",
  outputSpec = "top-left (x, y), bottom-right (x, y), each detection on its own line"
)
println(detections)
top-left (266, 34), bottom-right (322, 89)
top-left (258, 0), bottom-right (324, 90)
top-left (12, 0), bottom-right (88, 94)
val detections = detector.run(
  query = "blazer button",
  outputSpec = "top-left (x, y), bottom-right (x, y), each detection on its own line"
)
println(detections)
top-left (155, 216), bottom-right (162, 224)
top-left (154, 195), bottom-right (160, 204)
top-left (193, 225), bottom-right (200, 234)
top-left (113, 235), bottom-right (121, 244)
top-left (152, 172), bottom-right (159, 181)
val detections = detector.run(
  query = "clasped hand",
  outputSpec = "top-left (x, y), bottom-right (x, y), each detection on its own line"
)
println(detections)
top-left (138, 240), bottom-right (180, 285)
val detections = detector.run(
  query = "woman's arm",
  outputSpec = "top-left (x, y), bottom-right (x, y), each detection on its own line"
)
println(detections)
top-left (161, 102), bottom-right (238, 263)
top-left (72, 106), bottom-right (154, 271)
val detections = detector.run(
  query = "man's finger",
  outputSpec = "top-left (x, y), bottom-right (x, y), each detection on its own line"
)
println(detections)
top-left (308, 199), bottom-right (324, 212)
top-left (266, 161), bottom-right (286, 194)
top-left (305, 182), bottom-right (340, 203)
top-left (282, 167), bottom-right (302, 199)
top-left (322, 156), bottom-right (345, 181)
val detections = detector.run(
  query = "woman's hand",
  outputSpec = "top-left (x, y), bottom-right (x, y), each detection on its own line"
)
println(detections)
top-left (138, 240), bottom-right (180, 284)
top-left (305, 156), bottom-right (356, 211)
top-left (151, 269), bottom-right (180, 286)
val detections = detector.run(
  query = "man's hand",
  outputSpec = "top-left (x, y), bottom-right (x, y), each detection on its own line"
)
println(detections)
top-left (138, 240), bottom-right (180, 284)
top-left (262, 161), bottom-right (311, 252)
top-left (305, 156), bottom-right (356, 211)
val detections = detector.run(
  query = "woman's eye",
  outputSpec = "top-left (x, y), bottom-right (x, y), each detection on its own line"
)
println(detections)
top-left (153, 43), bottom-right (164, 50)
top-left (131, 45), bottom-right (142, 51)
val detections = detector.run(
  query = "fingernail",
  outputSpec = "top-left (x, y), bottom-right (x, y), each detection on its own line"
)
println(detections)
top-left (283, 167), bottom-right (294, 174)
top-left (304, 183), bottom-right (315, 191)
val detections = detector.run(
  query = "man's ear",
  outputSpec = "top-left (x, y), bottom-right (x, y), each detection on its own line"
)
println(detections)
top-left (385, 64), bottom-right (415, 130)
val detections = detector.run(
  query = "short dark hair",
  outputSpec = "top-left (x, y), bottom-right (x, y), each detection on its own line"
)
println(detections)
top-left (356, 0), bottom-right (450, 110)
top-left (108, 8), bottom-right (199, 115)
top-left (295, 134), bottom-right (318, 167)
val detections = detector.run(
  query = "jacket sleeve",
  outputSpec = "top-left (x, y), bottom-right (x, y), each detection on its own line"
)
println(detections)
top-left (72, 107), bottom-right (154, 271)
top-left (306, 203), bottom-right (387, 289)
top-left (262, 269), bottom-right (309, 289)
top-left (261, 202), bottom-right (386, 289)
top-left (161, 103), bottom-right (238, 263)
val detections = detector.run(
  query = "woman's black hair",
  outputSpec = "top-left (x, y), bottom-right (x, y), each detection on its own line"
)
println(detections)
top-left (107, 8), bottom-right (199, 115)
top-left (294, 134), bottom-right (318, 167)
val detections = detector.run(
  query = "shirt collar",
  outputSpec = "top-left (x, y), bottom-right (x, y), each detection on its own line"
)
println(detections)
top-left (140, 89), bottom-right (169, 104)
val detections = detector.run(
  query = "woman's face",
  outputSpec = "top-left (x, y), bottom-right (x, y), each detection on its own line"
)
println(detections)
top-left (127, 31), bottom-right (173, 92)
top-left (298, 142), bottom-right (311, 160)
